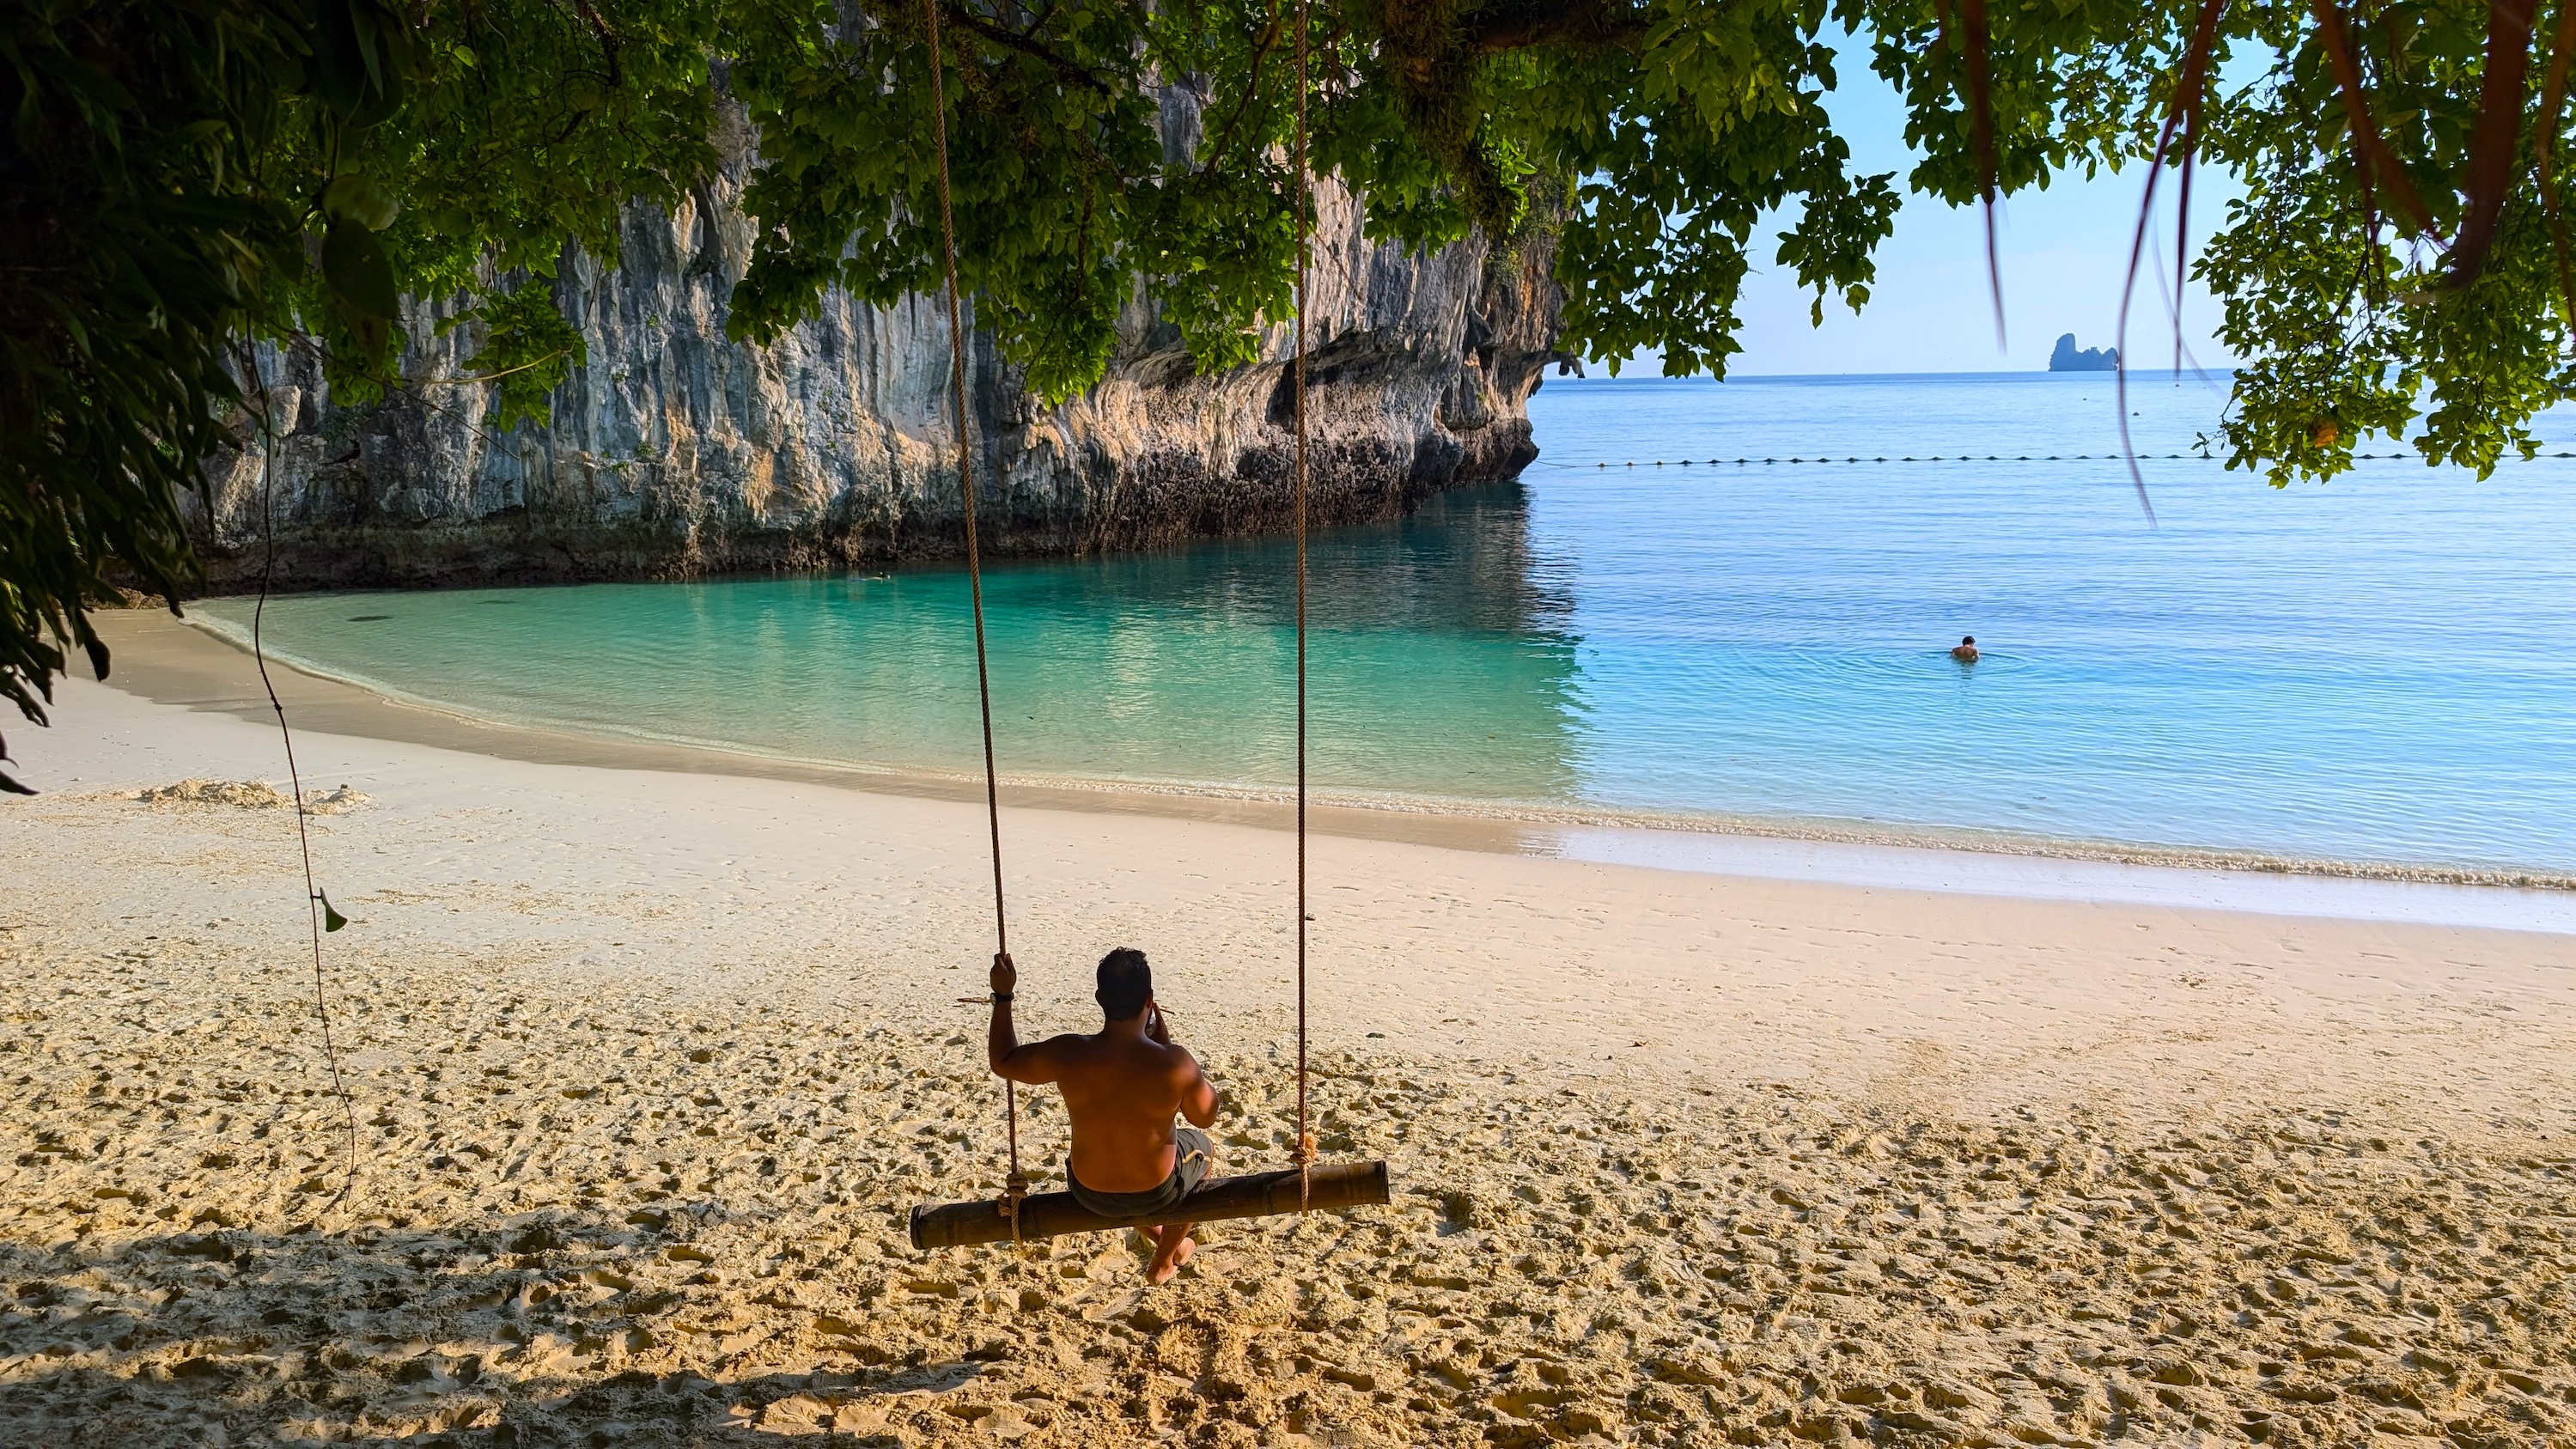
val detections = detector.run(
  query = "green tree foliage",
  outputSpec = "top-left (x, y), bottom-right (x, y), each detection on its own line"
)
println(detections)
top-left (5, 0), bottom-right (2573, 788)
top-left (1858, 0), bottom-right (2576, 480)
top-left (3, 0), bottom-right (713, 790)
top-left (5, 0), bottom-right (307, 795)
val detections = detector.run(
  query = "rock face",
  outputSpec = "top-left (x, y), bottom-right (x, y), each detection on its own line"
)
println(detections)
top-left (193, 94), bottom-right (1564, 592)
top-left (2047, 333), bottom-right (2119, 373)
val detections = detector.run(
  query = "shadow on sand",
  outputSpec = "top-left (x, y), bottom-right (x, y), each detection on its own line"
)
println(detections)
top-left (0, 1206), bottom-right (1032, 1446)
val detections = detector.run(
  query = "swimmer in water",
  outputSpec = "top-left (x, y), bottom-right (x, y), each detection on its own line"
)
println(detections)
top-left (1951, 635), bottom-right (1980, 662)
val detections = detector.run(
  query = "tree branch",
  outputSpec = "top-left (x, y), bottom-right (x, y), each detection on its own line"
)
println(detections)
top-left (2449, 0), bottom-right (2537, 284)
top-left (1200, 1), bottom-right (1285, 173)
top-left (557, 0), bottom-right (624, 88)
top-left (1460, 0), bottom-right (1653, 55)
top-left (942, 2), bottom-right (1112, 95)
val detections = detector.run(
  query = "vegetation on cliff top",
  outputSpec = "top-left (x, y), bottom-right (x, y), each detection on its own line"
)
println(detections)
top-left (5, 0), bottom-right (2573, 789)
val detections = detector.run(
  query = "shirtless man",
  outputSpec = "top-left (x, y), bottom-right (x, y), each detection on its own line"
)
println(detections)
top-left (988, 947), bottom-right (1220, 1283)
top-left (1952, 635), bottom-right (1980, 663)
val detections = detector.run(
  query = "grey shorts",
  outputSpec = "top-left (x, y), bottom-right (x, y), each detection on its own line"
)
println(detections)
top-left (1065, 1127), bottom-right (1215, 1221)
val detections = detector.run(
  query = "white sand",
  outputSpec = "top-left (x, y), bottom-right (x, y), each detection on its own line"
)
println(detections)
top-left (3, 617), bottom-right (2572, 1446)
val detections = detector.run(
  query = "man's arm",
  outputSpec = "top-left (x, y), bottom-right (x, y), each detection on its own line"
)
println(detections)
top-left (1146, 1004), bottom-right (1219, 1128)
top-left (986, 953), bottom-right (1067, 1084)
top-left (1176, 1050), bottom-right (1218, 1129)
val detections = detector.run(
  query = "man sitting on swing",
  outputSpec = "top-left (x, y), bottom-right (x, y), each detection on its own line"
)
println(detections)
top-left (989, 947), bottom-right (1220, 1282)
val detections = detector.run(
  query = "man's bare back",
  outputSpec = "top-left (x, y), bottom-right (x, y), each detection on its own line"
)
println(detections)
top-left (987, 947), bottom-right (1218, 1281)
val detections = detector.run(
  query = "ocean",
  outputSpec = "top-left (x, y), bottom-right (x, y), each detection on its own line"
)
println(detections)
top-left (195, 372), bottom-right (2576, 880)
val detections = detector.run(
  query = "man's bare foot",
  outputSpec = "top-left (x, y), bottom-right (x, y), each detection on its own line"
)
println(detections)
top-left (1145, 1227), bottom-right (1195, 1284)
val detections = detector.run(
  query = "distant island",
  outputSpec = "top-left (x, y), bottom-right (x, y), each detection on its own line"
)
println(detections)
top-left (2049, 333), bottom-right (2120, 371)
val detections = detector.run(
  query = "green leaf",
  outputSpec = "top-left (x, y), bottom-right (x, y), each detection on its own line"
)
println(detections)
top-left (303, 0), bottom-right (374, 119)
top-left (322, 174), bottom-right (401, 231)
top-left (322, 217), bottom-right (399, 320)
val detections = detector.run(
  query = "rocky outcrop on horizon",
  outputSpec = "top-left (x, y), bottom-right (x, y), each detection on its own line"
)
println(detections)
top-left (192, 92), bottom-right (1566, 592)
top-left (2048, 333), bottom-right (2118, 372)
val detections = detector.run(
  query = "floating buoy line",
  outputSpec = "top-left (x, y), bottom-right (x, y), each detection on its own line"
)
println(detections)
top-left (1537, 450), bottom-right (2576, 470)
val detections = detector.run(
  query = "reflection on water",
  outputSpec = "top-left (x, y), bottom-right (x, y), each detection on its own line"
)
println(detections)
top-left (200, 480), bottom-right (1592, 806)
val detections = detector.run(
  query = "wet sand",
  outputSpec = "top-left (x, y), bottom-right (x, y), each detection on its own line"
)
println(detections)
top-left (2, 621), bottom-right (2573, 1446)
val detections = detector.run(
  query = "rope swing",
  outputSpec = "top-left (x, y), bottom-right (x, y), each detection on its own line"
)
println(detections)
top-left (906, 0), bottom-right (1388, 1252)
top-left (919, 0), bottom-right (1029, 1243)
top-left (1289, 0), bottom-right (1316, 1214)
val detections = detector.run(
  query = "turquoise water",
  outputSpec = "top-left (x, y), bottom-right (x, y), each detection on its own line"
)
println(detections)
top-left (198, 373), bottom-right (2576, 876)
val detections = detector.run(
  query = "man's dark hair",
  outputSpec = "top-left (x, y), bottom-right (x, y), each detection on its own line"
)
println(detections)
top-left (1961, 636), bottom-right (1975, 645)
top-left (1097, 947), bottom-right (1152, 1020)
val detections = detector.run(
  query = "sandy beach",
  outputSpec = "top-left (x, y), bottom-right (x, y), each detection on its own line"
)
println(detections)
top-left (3, 613), bottom-right (2573, 1446)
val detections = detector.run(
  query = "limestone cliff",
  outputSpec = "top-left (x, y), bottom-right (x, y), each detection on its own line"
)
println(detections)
top-left (192, 97), bottom-right (1564, 591)
top-left (2048, 333), bottom-right (2119, 372)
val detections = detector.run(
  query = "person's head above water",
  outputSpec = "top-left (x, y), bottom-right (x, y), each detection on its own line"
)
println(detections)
top-left (1961, 636), bottom-right (1976, 647)
top-left (1096, 947), bottom-right (1153, 1022)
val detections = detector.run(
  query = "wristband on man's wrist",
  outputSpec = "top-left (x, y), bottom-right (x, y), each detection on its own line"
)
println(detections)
top-left (991, 992), bottom-right (1014, 1003)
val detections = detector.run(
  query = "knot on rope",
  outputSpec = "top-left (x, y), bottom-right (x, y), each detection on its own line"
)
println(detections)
top-left (1001, 1168), bottom-right (1031, 1242)
top-left (1294, 1130), bottom-right (1317, 1211)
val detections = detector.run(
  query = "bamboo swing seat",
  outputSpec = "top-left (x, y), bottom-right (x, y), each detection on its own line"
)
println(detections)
top-left (910, 1160), bottom-right (1389, 1249)
top-left (904, 0), bottom-right (1376, 1251)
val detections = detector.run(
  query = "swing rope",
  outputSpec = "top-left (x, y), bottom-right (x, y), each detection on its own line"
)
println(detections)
top-left (1291, 0), bottom-right (1315, 1211)
top-left (921, 0), bottom-right (1320, 1237)
top-left (921, 0), bottom-right (1026, 1242)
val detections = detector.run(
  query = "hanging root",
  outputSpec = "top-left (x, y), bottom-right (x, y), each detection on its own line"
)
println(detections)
top-left (2166, 0), bottom-right (2229, 371)
top-left (1963, 0), bottom-right (2001, 346)
top-left (249, 368), bottom-right (361, 1213)
top-left (2110, 0), bottom-right (2229, 527)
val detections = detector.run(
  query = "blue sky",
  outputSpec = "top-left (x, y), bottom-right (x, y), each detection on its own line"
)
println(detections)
top-left (1623, 28), bottom-right (2245, 377)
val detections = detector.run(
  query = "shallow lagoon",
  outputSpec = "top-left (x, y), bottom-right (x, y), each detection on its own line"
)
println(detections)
top-left (200, 373), bottom-right (2576, 876)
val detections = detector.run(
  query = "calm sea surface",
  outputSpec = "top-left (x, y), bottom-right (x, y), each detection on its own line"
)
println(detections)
top-left (198, 374), bottom-right (2576, 876)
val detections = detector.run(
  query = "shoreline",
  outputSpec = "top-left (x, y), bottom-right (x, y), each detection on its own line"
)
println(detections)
top-left (24, 620), bottom-right (2576, 1115)
top-left (10, 609), bottom-right (2575, 1444)
top-left (111, 606), bottom-right (2576, 924)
